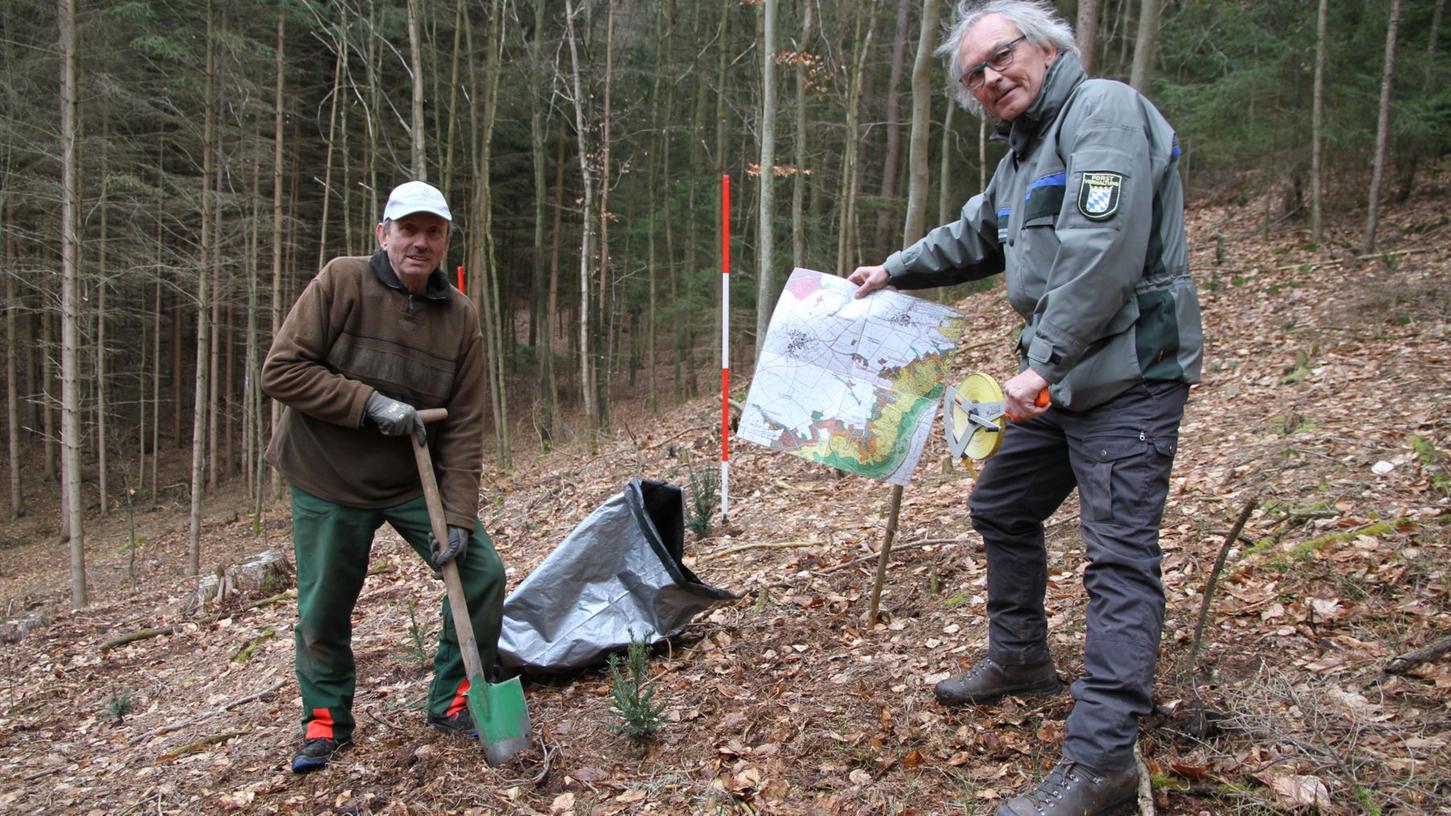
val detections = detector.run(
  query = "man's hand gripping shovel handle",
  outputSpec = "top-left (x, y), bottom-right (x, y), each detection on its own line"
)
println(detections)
top-left (408, 409), bottom-right (533, 765)
top-left (407, 409), bottom-right (488, 700)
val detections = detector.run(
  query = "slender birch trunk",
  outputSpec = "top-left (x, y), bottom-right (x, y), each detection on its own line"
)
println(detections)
top-left (594, 0), bottom-right (618, 429)
top-left (1129, 0), bottom-right (1160, 94)
top-left (902, 0), bottom-right (942, 247)
top-left (188, 2), bottom-right (217, 578)
top-left (836, 4), bottom-right (880, 275)
top-left (1363, 0), bottom-right (1401, 253)
top-left (1076, 0), bottom-right (1101, 74)
top-left (408, 0), bottom-right (427, 179)
top-left (755, 0), bottom-right (779, 362)
top-left (4, 195), bottom-right (21, 517)
top-left (564, 0), bottom-right (598, 444)
top-left (1310, 0), bottom-right (1327, 241)
top-left (872, 0), bottom-right (912, 260)
top-left (59, 0), bottom-right (87, 606)
top-left (791, 2), bottom-right (814, 269)
top-left (95, 121), bottom-right (109, 517)
top-left (269, 12), bottom-right (285, 499)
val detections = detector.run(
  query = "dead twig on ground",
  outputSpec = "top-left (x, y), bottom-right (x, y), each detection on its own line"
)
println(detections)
top-left (819, 537), bottom-right (967, 574)
top-left (242, 590), bottom-right (294, 611)
top-left (699, 540), bottom-right (823, 561)
top-left (156, 728), bottom-right (251, 763)
top-left (1385, 634), bottom-right (1451, 676)
top-left (100, 626), bottom-right (175, 652)
top-left (128, 678), bottom-right (285, 745)
top-left (1191, 498), bottom-right (1258, 676)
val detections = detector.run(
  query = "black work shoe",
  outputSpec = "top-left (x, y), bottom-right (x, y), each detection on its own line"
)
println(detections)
top-left (933, 656), bottom-right (1061, 707)
top-left (427, 709), bottom-right (478, 738)
top-left (290, 737), bottom-right (349, 774)
top-left (996, 760), bottom-right (1137, 816)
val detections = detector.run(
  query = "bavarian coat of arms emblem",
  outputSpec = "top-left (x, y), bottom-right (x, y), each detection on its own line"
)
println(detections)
top-left (1077, 171), bottom-right (1123, 220)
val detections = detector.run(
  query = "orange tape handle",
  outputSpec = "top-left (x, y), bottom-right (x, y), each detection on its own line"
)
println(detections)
top-left (1008, 389), bottom-right (1051, 424)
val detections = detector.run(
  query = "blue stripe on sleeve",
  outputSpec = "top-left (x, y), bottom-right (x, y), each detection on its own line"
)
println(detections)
top-left (1025, 172), bottom-right (1067, 201)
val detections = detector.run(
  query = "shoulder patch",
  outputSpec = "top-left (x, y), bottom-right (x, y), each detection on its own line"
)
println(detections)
top-left (1077, 171), bottom-right (1122, 221)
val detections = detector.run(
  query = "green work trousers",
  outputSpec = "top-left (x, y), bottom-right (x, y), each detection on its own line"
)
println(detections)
top-left (290, 486), bottom-right (505, 742)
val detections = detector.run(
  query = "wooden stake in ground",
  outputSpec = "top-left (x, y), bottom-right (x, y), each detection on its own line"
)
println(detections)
top-left (867, 484), bottom-right (905, 625)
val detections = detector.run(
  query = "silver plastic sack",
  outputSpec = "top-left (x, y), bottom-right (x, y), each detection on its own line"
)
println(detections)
top-left (498, 478), bottom-right (737, 673)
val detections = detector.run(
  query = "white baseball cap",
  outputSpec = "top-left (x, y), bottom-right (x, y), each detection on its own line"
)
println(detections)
top-left (382, 180), bottom-right (452, 222)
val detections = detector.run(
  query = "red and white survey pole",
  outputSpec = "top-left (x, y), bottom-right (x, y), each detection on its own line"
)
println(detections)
top-left (720, 173), bottom-right (731, 524)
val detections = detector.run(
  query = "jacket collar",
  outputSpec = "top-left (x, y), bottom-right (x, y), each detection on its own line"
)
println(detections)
top-left (370, 250), bottom-right (451, 302)
top-left (1003, 51), bottom-right (1086, 158)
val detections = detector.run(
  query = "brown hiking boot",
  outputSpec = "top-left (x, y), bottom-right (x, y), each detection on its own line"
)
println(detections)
top-left (995, 760), bottom-right (1137, 816)
top-left (933, 656), bottom-right (1061, 707)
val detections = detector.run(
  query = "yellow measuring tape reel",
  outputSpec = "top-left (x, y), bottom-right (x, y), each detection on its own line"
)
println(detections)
top-left (943, 372), bottom-right (1009, 464)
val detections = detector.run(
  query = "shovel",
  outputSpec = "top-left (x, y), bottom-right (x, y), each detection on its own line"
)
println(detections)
top-left (412, 408), bottom-right (532, 765)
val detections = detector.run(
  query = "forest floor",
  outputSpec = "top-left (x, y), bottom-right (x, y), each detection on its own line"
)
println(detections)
top-left (0, 185), bottom-right (1449, 816)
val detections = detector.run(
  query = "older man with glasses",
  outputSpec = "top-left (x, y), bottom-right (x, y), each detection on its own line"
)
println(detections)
top-left (850, 1), bottom-right (1202, 814)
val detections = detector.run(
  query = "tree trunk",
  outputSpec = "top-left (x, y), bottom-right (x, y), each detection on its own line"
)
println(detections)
top-left (836, 3), bottom-right (880, 275)
top-left (1310, 0), bottom-right (1327, 241)
top-left (59, 0), bottom-right (87, 606)
top-left (152, 147), bottom-right (164, 501)
top-left (647, 1), bottom-right (673, 410)
top-left (170, 289), bottom-right (180, 450)
top-left (269, 11), bottom-right (285, 499)
top-left (245, 127), bottom-right (262, 510)
top-left (564, 0), bottom-right (598, 446)
top-left (316, 45), bottom-right (343, 273)
top-left (978, 116), bottom-right (987, 193)
top-left (545, 117), bottom-right (566, 443)
top-left (1396, 0), bottom-right (1445, 201)
top-left (442, 0), bottom-right (465, 201)
top-left (151, 272), bottom-right (161, 503)
top-left (791, 2), bottom-right (814, 270)
top-left (207, 133), bottom-right (222, 491)
top-left (95, 117), bottom-right (110, 517)
top-left (4, 194), bottom-right (21, 518)
top-left (596, 0), bottom-right (616, 432)
top-left (526, 0), bottom-right (555, 438)
top-left (407, 0), bottom-right (427, 179)
top-left (43, 304), bottom-right (56, 482)
top-left (1362, 0), bottom-right (1401, 254)
top-left (364, 0), bottom-right (381, 226)
top-left (189, 2), bottom-right (217, 578)
top-left (939, 101), bottom-right (955, 223)
top-left (873, 0), bottom-right (913, 260)
top-left (1129, 0), bottom-right (1159, 94)
top-left (1076, 0), bottom-right (1101, 74)
top-left (755, 0), bottom-right (779, 362)
top-left (903, 0), bottom-right (942, 247)
top-left (468, 0), bottom-right (509, 465)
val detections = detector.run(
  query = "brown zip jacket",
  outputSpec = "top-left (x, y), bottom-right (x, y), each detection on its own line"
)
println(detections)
top-left (262, 252), bottom-right (486, 529)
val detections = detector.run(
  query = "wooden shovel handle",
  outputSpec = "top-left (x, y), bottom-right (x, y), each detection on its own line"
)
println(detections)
top-left (409, 409), bottom-right (489, 687)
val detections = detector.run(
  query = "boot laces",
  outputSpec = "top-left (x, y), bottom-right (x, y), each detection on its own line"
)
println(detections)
top-left (1024, 761), bottom-right (1101, 809)
top-left (966, 658), bottom-right (997, 679)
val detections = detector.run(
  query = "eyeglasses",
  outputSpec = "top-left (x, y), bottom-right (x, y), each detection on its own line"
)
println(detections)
top-left (960, 36), bottom-right (1027, 91)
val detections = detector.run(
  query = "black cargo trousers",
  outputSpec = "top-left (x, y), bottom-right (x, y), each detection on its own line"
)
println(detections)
top-left (967, 380), bottom-right (1189, 772)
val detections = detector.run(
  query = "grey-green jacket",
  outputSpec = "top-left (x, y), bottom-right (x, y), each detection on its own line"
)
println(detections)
top-left (883, 52), bottom-right (1202, 411)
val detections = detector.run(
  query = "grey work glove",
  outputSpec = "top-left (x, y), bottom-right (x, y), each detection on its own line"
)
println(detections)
top-left (364, 392), bottom-right (424, 440)
top-left (430, 525), bottom-right (468, 569)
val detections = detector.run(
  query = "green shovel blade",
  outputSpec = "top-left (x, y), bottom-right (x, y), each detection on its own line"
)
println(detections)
top-left (466, 675), bottom-right (532, 765)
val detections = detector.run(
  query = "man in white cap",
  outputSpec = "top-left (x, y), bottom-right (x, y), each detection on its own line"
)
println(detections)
top-left (263, 180), bottom-right (505, 773)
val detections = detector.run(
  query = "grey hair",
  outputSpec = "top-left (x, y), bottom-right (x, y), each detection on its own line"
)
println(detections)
top-left (936, 0), bottom-right (1079, 117)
